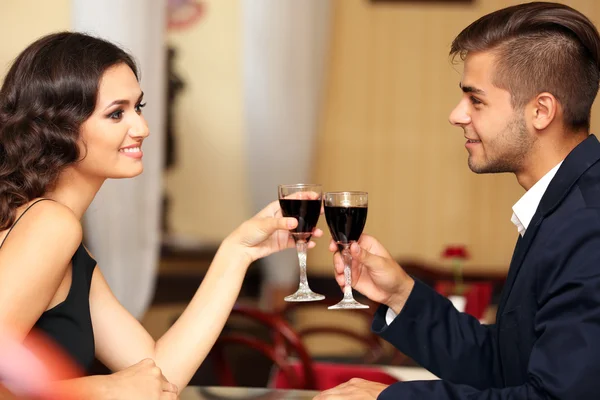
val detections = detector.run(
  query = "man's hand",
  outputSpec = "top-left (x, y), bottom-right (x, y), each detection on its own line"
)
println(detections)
top-left (329, 234), bottom-right (414, 313)
top-left (313, 378), bottom-right (389, 400)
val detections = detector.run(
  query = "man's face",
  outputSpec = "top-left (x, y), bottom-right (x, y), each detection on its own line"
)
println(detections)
top-left (448, 51), bottom-right (535, 174)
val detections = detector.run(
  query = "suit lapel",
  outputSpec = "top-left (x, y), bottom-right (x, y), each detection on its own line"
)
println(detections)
top-left (497, 217), bottom-right (542, 316)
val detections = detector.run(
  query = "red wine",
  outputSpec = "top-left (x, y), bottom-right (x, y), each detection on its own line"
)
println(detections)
top-left (324, 206), bottom-right (368, 245)
top-left (279, 199), bottom-right (322, 241)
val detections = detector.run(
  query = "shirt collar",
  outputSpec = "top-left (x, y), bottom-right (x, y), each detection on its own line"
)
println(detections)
top-left (511, 161), bottom-right (563, 237)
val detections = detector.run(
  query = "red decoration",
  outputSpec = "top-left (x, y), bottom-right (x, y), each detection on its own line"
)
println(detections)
top-left (441, 245), bottom-right (469, 296)
top-left (167, 0), bottom-right (206, 31)
top-left (442, 245), bottom-right (469, 260)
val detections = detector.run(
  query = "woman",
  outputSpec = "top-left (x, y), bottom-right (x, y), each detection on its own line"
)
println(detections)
top-left (0, 32), bottom-right (320, 399)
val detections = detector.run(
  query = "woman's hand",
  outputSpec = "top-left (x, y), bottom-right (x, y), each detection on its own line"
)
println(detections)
top-left (103, 359), bottom-right (178, 400)
top-left (226, 200), bottom-right (323, 264)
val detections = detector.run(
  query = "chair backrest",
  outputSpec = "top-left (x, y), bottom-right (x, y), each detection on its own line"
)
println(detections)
top-left (279, 301), bottom-right (388, 364)
top-left (211, 305), bottom-right (317, 390)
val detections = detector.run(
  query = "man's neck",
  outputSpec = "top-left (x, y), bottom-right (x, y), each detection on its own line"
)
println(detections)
top-left (515, 132), bottom-right (588, 190)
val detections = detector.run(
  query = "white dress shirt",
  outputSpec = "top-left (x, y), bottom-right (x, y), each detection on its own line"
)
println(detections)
top-left (510, 162), bottom-right (563, 237)
top-left (384, 161), bottom-right (564, 325)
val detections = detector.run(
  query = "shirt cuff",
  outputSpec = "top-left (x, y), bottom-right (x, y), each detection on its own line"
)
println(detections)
top-left (385, 307), bottom-right (398, 325)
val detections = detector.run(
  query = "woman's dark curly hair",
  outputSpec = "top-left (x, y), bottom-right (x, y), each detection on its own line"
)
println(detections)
top-left (0, 31), bottom-right (138, 230)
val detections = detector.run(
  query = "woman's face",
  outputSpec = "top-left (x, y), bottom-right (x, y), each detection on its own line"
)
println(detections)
top-left (75, 63), bottom-right (149, 180)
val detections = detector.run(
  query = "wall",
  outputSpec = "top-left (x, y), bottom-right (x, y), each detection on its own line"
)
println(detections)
top-left (0, 0), bottom-right (70, 79)
top-left (165, 0), bottom-right (251, 244)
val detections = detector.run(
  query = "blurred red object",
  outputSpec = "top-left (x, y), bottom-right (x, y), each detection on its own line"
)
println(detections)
top-left (272, 362), bottom-right (398, 391)
top-left (0, 328), bottom-right (82, 399)
top-left (441, 245), bottom-right (469, 259)
top-left (434, 281), bottom-right (493, 320)
top-left (438, 245), bottom-right (493, 320)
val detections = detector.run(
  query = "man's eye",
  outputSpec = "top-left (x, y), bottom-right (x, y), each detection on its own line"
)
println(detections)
top-left (470, 96), bottom-right (482, 105)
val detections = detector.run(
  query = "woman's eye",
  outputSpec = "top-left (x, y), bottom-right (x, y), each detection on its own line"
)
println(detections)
top-left (109, 110), bottom-right (124, 120)
top-left (135, 102), bottom-right (147, 113)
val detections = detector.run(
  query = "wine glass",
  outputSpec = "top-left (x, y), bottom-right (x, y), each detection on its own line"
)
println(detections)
top-left (324, 191), bottom-right (369, 309)
top-left (278, 184), bottom-right (325, 302)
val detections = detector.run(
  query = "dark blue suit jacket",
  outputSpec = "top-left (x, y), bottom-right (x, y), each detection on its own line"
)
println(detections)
top-left (373, 135), bottom-right (600, 399)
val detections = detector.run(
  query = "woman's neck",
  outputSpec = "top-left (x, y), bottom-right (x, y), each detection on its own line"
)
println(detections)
top-left (45, 168), bottom-right (105, 220)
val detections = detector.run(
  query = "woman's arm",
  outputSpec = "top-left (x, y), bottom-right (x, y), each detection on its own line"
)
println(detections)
top-left (91, 201), bottom-right (311, 389)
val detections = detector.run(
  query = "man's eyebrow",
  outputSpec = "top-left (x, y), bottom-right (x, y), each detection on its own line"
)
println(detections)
top-left (459, 83), bottom-right (486, 95)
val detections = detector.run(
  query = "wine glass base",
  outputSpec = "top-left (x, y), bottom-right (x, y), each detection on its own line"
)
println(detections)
top-left (328, 298), bottom-right (370, 310)
top-left (284, 290), bottom-right (325, 302)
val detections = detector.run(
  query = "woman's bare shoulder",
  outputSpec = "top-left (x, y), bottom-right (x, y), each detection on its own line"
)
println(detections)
top-left (1, 199), bottom-right (82, 253)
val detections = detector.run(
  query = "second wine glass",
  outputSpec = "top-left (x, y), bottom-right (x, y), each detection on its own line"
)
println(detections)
top-left (324, 191), bottom-right (370, 309)
top-left (278, 184), bottom-right (325, 302)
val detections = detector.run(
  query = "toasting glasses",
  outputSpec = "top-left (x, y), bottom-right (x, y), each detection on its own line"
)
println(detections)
top-left (324, 191), bottom-right (370, 309)
top-left (278, 184), bottom-right (325, 302)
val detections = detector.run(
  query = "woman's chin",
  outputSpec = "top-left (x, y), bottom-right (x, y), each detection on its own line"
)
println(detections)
top-left (110, 165), bottom-right (144, 179)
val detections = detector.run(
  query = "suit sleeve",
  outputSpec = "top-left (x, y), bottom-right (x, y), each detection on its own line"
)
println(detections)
top-left (374, 210), bottom-right (600, 399)
top-left (373, 280), bottom-right (503, 389)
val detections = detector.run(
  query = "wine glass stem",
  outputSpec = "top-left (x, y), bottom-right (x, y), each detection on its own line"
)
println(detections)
top-left (341, 246), bottom-right (354, 300)
top-left (296, 240), bottom-right (310, 291)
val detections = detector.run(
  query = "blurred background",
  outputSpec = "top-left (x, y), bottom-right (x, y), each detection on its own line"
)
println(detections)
top-left (2, 0), bottom-right (600, 390)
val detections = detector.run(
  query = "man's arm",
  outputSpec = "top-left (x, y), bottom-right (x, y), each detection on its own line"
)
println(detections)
top-left (320, 229), bottom-right (600, 400)
top-left (327, 235), bottom-right (503, 389)
top-left (373, 280), bottom-right (502, 389)
top-left (377, 211), bottom-right (600, 399)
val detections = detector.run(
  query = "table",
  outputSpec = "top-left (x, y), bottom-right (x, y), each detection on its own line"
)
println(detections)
top-left (180, 386), bottom-right (319, 400)
top-left (179, 367), bottom-right (438, 399)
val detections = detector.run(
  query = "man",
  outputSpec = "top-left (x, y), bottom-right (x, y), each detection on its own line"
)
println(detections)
top-left (315, 2), bottom-right (600, 399)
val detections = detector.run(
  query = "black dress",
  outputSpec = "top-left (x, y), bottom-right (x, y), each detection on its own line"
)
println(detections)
top-left (0, 199), bottom-right (96, 371)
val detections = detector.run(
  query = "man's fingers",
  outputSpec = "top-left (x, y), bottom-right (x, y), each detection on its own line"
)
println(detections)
top-left (313, 381), bottom-right (351, 399)
top-left (333, 252), bottom-right (344, 274)
top-left (332, 252), bottom-right (347, 290)
top-left (350, 242), bottom-right (387, 272)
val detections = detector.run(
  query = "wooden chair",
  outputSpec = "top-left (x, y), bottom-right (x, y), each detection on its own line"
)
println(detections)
top-left (211, 304), bottom-right (399, 391)
top-left (210, 304), bottom-right (316, 389)
top-left (279, 301), bottom-right (387, 364)
top-left (272, 301), bottom-right (400, 390)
